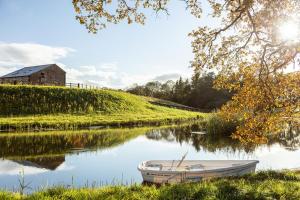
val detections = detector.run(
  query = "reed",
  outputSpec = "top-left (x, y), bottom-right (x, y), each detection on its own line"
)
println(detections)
top-left (205, 113), bottom-right (238, 136)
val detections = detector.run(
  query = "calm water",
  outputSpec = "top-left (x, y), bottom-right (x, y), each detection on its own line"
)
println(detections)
top-left (0, 124), bottom-right (299, 192)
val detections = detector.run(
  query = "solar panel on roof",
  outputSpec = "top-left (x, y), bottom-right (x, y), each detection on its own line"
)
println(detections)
top-left (0, 64), bottom-right (56, 78)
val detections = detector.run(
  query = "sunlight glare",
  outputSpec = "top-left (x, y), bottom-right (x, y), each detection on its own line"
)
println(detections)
top-left (278, 20), bottom-right (299, 42)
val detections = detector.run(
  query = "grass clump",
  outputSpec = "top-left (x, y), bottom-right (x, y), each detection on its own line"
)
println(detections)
top-left (205, 112), bottom-right (238, 136)
top-left (1, 170), bottom-right (299, 200)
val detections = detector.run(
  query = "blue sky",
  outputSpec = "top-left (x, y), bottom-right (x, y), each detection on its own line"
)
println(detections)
top-left (0, 0), bottom-right (210, 88)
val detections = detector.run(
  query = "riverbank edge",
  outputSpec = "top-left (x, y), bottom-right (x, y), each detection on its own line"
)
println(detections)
top-left (1, 170), bottom-right (299, 199)
top-left (0, 111), bottom-right (207, 132)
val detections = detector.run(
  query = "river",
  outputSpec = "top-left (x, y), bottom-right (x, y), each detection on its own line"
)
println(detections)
top-left (0, 124), bottom-right (299, 192)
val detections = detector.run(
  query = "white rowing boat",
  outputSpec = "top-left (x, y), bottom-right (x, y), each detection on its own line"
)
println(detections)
top-left (138, 160), bottom-right (259, 184)
top-left (191, 131), bottom-right (206, 135)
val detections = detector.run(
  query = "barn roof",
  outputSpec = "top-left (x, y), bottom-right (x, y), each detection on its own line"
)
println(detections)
top-left (0, 64), bottom-right (62, 78)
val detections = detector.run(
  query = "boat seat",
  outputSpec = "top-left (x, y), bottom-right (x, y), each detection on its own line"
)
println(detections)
top-left (147, 164), bottom-right (163, 171)
top-left (186, 164), bottom-right (205, 171)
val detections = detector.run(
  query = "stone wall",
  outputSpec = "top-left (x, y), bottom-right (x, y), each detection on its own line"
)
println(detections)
top-left (29, 65), bottom-right (66, 86)
top-left (0, 76), bottom-right (30, 85)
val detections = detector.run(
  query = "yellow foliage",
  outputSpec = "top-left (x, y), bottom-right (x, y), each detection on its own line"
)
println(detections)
top-left (71, 0), bottom-right (300, 142)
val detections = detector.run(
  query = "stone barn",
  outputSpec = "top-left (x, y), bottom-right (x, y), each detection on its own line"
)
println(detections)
top-left (0, 64), bottom-right (66, 86)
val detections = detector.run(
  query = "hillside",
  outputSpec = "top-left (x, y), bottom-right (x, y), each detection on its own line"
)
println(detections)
top-left (0, 85), bottom-right (205, 131)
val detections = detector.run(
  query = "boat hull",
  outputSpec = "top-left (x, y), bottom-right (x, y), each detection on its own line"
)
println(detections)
top-left (138, 160), bottom-right (258, 184)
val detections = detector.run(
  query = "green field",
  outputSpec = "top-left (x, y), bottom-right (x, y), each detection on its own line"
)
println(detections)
top-left (1, 171), bottom-right (299, 200)
top-left (0, 85), bottom-right (205, 131)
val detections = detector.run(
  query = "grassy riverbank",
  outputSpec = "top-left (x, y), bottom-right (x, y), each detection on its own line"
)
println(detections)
top-left (0, 85), bottom-right (205, 131)
top-left (0, 111), bottom-right (204, 131)
top-left (1, 171), bottom-right (299, 200)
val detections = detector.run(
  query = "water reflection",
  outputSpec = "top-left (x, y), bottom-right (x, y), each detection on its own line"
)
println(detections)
top-left (0, 124), bottom-right (299, 191)
top-left (146, 124), bottom-right (300, 153)
top-left (274, 125), bottom-right (300, 151)
top-left (0, 127), bottom-right (151, 171)
top-left (1, 124), bottom-right (299, 171)
top-left (0, 160), bottom-right (48, 176)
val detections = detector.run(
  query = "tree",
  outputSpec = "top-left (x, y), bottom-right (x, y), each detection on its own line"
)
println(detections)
top-left (160, 80), bottom-right (175, 99)
top-left (188, 72), bottom-right (232, 110)
top-left (127, 74), bottom-right (231, 110)
top-left (72, 0), bottom-right (300, 143)
top-left (144, 81), bottom-right (161, 97)
top-left (126, 84), bottom-right (145, 96)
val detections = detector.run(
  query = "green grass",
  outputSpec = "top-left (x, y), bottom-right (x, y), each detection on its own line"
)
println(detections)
top-left (0, 111), bottom-right (204, 131)
top-left (1, 171), bottom-right (299, 200)
top-left (0, 85), bottom-right (206, 131)
top-left (205, 112), bottom-right (238, 136)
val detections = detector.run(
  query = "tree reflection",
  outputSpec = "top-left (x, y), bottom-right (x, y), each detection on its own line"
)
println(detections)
top-left (269, 125), bottom-right (300, 151)
top-left (146, 124), bottom-right (300, 153)
top-left (0, 124), bottom-right (298, 171)
top-left (0, 127), bottom-right (150, 170)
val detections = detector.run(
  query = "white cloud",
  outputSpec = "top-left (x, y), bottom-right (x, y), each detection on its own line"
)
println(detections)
top-left (0, 42), bottom-right (74, 76)
top-left (55, 162), bottom-right (75, 171)
top-left (152, 73), bottom-right (183, 82)
top-left (0, 42), bottom-right (190, 88)
top-left (63, 63), bottom-right (153, 89)
top-left (63, 63), bottom-right (192, 89)
top-left (0, 160), bottom-right (48, 175)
